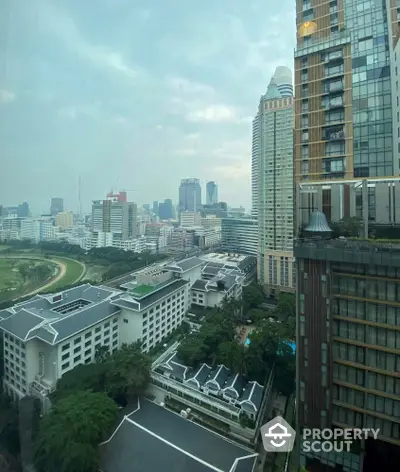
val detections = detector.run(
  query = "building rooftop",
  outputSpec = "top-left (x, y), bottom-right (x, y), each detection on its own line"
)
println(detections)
top-left (100, 399), bottom-right (257, 472)
top-left (199, 254), bottom-right (256, 272)
top-left (111, 278), bottom-right (189, 312)
top-left (165, 256), bottom-right (205, 273)
top-left (159, 352), bottom-right (264, 412)
top-left (0, 284), bottom-right (120, 344)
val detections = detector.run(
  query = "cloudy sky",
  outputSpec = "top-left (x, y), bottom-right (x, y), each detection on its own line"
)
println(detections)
top-left (0, 0), bottom-right (295, 214)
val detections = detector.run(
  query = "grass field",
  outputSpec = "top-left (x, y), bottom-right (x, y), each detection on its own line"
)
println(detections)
top-left (46, 256), bottom-right (85, 291)
top-left (0, 257), bottom-right (58, 300)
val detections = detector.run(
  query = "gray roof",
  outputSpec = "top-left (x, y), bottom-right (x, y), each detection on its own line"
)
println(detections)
top-left (111, 279), bottom-right (188, 312)
top-left (237, 256), bottom-right (257, 271)
top-left (160, 352), bottom-right (189, 381)
top-left (239, 382), bottom-right (264, 411)
top-left (205, 365), bottom-right (231, 390)
top-left (192, 279), bottom-right (208, 291)
top-left (186, 363), bottom-right (213, 388)
top-left (0, 284), bottom-right (121, 344)
top-left (0, 308), bottom-right (14, 320)
top-left (100, 399), bottom-right (257, 472)
top-left (223, 373), bottom-right (246, 398)
top-left (166, 256), bottom-right (204, 272)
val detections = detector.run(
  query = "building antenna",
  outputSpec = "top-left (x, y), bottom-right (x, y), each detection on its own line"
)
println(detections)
top-left (78, 175), bottom-right (82, 217)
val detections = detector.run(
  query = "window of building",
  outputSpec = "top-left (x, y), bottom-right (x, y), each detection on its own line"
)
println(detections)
top-left (61, 343), bottom-right (70, 351)
top-left (123, 319), bottom-right (128, 324)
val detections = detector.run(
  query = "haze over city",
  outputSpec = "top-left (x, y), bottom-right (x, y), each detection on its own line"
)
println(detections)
top-left (0, 0), bottom-right (295, 213)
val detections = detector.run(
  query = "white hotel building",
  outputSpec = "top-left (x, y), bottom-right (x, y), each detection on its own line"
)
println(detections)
top-left (0, 275), bottom-right (189, 406)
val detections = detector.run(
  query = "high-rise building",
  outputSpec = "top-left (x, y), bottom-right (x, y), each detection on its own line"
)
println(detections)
top-left (254, 73), bottom-right (295, 294)
top-left (56, 211), bottom-right (74, 229)
top-left (179, 178), bottom-right (202, 212)
top-left (17, 202), bottom-right (30, 218)
top-left (50, 198), bottom-right (64, 216)
top-left (221, 218), bottom-right (258, 255)
top-left (91, 199), bottom-right (137, 241)
top-left (106, 191), bottom-right (127, 202)
top-left (152, 201), bottom-right (159, 216)
top-left (294, 1), bottom-right (400, 470)
top-left (273, 65), bottom-right (294, 97)
top-left (158, 199), bottom-right (173, 220)
top-left (251, 117), bottom-right (260, 218)
top-left (206, 181), bottom-right (218, 206)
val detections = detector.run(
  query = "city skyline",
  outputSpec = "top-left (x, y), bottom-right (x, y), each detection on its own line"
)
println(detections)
top-left (0, 0), bottom-right (295, 214)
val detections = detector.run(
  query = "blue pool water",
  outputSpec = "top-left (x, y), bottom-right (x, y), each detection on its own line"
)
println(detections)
top-left (244, 338), bottom-right (296, 353)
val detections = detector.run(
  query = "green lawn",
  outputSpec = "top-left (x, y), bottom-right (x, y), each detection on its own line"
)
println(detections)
top-left (46, 257), bottom-right (85, 291)
top-left (0, 259), bottom-right (23, 291)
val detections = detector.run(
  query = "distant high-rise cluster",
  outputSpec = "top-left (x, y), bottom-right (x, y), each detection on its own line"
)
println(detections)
top-left (178, 178), bottom-right (202, 212)
top-left (206, 181), bottom-right (218, 206)
top-left (50, 197), bottom-right (64, 216)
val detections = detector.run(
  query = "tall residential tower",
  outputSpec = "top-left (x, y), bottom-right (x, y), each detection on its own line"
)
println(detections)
top-left (294, 1), bottom-right (400, 470)
top-left (254, 72), bottom-right (295, 294)
top-left (206, 181), bottom-right (218, 206)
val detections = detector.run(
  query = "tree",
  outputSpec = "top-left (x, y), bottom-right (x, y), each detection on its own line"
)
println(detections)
top-left (242, 284), bottom-right (264, 309)
top-left (177, 335), bottom-right (209, 367)
top-left (276, 292), bottom-right (295, 319)
top-left (17, 262), bottom-right (31, 283)
top-left (94, 345), bottom-right (110, 363)
top-left (50, 363), bottom-right (107, 404)
top-left (104, 343), bottom-right (151, 403)
top-left (0, 394), bottom-right (20, 456)
top-left (34, 391), bottom-right (117, 472)
top-left (275, 350), bottom-right (296, 396)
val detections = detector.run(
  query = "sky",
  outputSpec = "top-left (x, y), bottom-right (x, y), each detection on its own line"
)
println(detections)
top-left (0, 0), bottom-right (295, 215)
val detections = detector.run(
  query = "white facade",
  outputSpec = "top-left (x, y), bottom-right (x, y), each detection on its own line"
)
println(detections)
top-left (180, 211), bottom-right (202, 228)
top-left (21, 218), bottom-right (55, 243)
top-left (0, 276), bottom-right (189, 402)
top-left (201, 215), bottom-right (222, 229)
top-left (254, 74), bottom-right (295, 293)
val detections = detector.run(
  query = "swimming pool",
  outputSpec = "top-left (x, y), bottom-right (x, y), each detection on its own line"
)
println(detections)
top-left (244, 338), bottom-right (251, 346)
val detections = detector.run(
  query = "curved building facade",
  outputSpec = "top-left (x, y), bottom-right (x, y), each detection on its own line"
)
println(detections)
top-left (273, 66), bottom-right (293, 97)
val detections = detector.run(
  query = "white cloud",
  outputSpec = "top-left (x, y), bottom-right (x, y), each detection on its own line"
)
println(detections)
top-left (186, 104), bottom-right (239, 123)
top-left (214, 161), bottom-right (250, 180)
top-left (0, 89), bottom-right (16, 104)
top-left (37, 1), bottom-right (140, 81)
top-left (166, 77), bottom-right (215, 96)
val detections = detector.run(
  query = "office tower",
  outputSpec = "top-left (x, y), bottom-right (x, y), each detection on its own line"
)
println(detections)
top-left (56, 211), bottom-right (74, 229)
top-left (206, 181), bottom-right (218, 206)
top-left (179, 178), bottom-right (202, 212)
top-left (17, 202), bottom-right (30, 218)
top-left (158, 199), bottom-right (173, 220)
top-left (254, 74), bottom-right (295, 294)
top-left (221, 218), bottom-right (258, 255)
top-left (295, 1), bottom-right (400, 470)
top-left (50, 198), bottom-right (64, 216)
top-left (273, 65), bottom-right (294, 97)
top-left (91, 199), bottom-right (137, 240)
top-left (153, 201), bottom-right (159, 216)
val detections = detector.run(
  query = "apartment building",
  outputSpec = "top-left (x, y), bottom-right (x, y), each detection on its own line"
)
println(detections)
top-left (20, 218), bottom-right (55, 243)
top-left (55, 211), bottom-right (73, 229)
top-left (221, 218), bottom-right (258, 255)
top-left (294, 0), bottom-right (400, 469)
top-left (253, 72), bottom-right (295, 295)
top-left (91, 199), bottom-right (137, 241)
top-left (180, 211), bottom-right (202, 228)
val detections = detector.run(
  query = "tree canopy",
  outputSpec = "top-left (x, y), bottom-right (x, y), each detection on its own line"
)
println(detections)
top-left (34, 391), bottom-right (117, 472)
top-left (51, 342), bottom-right (151, 406)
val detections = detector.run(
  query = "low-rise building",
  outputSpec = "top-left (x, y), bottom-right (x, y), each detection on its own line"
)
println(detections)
top-left (151, 350), bottom-right (274, 442)
top-left (221, 218), bottom-right (258, 255)
top-left (55, 211), bottom-right (74, 229)
top-left (180, 211), bottom-right (201, 228)
top-left (0, 274), bottom-right (189, 405)
top-left (20, 218), bottom-right (55, 243)
top-left (191, 269), bottom-right (244, 308)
